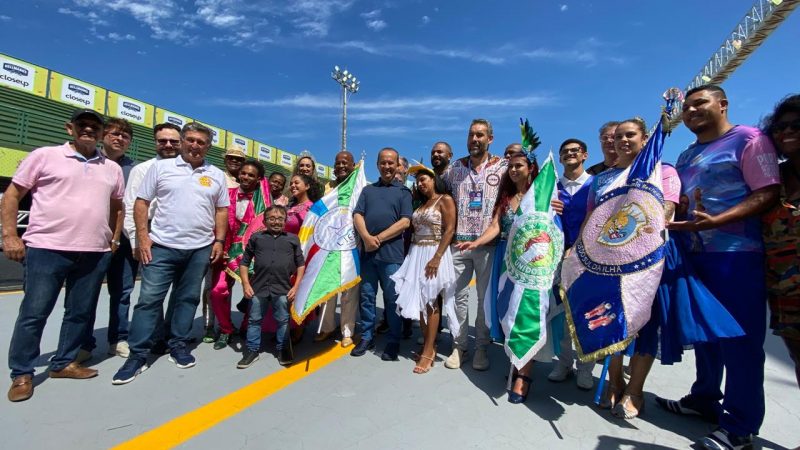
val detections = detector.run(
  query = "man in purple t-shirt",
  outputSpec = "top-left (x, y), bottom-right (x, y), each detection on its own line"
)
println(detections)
top-left (661, 85), bottom-right (780, 450)
top-left (1, 109), bottom-right (124, 402)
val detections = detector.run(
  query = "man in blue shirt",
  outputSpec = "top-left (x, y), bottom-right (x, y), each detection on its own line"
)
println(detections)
top-left (352, 148), bottom-right (413, 360)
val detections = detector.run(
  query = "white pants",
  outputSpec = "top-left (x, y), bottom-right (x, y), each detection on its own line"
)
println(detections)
top-left (451, 244), bottom-right (494, 351)
top-left (319, 286), bottom-right (359, 337)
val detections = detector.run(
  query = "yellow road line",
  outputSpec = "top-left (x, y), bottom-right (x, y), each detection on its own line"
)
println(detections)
top-left (0, 290), bottom-right (23, 296)
top-left (112, 343), bottom-right (351, 450)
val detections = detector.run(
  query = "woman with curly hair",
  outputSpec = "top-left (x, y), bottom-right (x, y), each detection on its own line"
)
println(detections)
top-left (761, 94), bottom-right (800, 390)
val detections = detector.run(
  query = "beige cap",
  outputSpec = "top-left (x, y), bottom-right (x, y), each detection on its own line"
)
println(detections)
top-left (225, 147), bottom-right (247, 158)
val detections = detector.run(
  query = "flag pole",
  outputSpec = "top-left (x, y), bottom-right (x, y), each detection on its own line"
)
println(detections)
top-left (594, 355), bottom-right (611, 405)
top-left (316, 300), bottom-right (329, 335)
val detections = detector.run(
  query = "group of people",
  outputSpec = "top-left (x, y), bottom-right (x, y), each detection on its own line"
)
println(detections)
top-left (1, 85), bottom-right (798, 450)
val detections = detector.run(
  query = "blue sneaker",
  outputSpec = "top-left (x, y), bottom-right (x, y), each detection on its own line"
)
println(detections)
top-left (168, 347), bottom-right (196, 369)
top-left (112, 357), bottom-right (148, 385)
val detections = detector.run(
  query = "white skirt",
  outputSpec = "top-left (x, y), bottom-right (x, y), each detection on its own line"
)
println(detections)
top-left (391, 243), bottom-right (459, 338)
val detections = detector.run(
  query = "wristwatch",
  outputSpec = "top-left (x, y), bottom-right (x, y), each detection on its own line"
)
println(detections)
top-left (214, 239), bottom-right (225, 244)
top-left (111, 240), bottom-right (121, 246)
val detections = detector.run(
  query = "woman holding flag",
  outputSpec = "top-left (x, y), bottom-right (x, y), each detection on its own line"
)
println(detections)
top-left (391, 164), bottom-right (457, 374)
top-left (208, 159), bottom-right (270, 350)
top-left (458, 149), bottom-right (548, 403)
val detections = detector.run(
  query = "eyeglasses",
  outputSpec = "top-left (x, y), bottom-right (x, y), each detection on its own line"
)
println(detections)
top-left (265, 217), bottom-right (285, 222)
top-left (226, 156), bottom-right (245, 162)
top-left (156, 139), bottom-right (180, 146)
top-left (107, 131), bottom-right (132, 141)
top-left (559, 147), bottom-right (584, 155)
top-left (772, 119), bottom-right (800, 133)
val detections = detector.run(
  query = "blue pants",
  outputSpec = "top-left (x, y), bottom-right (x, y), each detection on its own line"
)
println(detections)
top-left (9, 247), bottom-right (111, 377)
top-left (127, 243), bottom-right (211, 358)
top-left (246, 294), bottom-right (289, 352)
top-left (358, 256), bottom-right (401, 343)
top-left (83, 235), bottom-right (139, 350)
top-left (688, 252), bottom-right (766, 436)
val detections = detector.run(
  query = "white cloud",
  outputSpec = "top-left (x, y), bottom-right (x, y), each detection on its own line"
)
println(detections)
top-left (320, 41), bottom-right (505, 65)
top-left (286, 0), bottom-right (355, 37)
top-left (105, 32), bottom-right (136, 41)
top-left (0, 15), bottom-right (11, 21)
top-left (421, 15), bottom-right (430, 25)
top-left (560, 4), bottom-right (568, 12)
top-left (196, 0), bottom-right (246, 28)
top-left (518, 38), bottom-right (626, 66)
top-left (210, 93), bottom-right (556, 112)
top-left (360, 9), bottom-right (381, 20)
top-left (366, 19), bottom-right (387, 31)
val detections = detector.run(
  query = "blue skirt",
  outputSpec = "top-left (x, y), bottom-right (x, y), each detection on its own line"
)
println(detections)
top-left (487, 239), bottom-right (508, 342)
top-left (635, 233), bottom-right (745, 364)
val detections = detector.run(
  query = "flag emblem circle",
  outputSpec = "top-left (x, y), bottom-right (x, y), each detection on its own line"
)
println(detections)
top-left (313, 206), bottom-right (357, 251)
top-left (505, 211), bottom-right (563, 289)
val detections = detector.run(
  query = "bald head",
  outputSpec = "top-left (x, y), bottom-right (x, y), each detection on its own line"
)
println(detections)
top-left (333, 151), bottom-right (355, 181)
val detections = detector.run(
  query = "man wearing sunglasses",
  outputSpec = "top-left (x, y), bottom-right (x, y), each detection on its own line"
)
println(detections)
top-left (223, 147), bottom-right (247, 189)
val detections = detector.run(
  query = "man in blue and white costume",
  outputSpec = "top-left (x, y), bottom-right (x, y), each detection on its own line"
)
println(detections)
top-left (549, 138), bottom-right (595, 390)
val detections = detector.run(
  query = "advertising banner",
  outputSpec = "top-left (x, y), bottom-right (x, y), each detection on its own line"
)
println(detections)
top-left (198, 122), bottom-right (225, 148)
top-left (0, 54), bottom-right (48, 97)
top-left (155, 109), bottom-right (192, 129)
top-left (48, 72), bottom-right (106, 113)
top-left (277, 149), bottom-right (296, 168)
top-left (316, 164), bottom-right (329, 179)
top-left (107, 92), bottom-right (154, 127)
top-left (255, 142), bottom-right (277, 163)
top-left (0, 147), bottom-right (30, 178)
top-left (226, 133), bottom-right (252, 155)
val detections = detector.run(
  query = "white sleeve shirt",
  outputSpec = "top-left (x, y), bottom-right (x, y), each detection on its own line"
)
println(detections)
top-left (123, 158), bottom-right (157, 247)
top-left (559, 170), bottom-right (591, 196)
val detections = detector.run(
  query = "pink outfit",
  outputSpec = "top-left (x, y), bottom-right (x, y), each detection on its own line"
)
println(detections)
top-left (285, 200), bottom-right (312, 235)
top-left (741, 133), bottom-right (782, 190)
top-left (661, 164), bottom-right (681, 204)
top-left (12, 143), bottom-right (124, 252)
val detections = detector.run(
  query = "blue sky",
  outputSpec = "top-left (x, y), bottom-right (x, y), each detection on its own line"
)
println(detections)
top-left (1, 0), bottom-right (798, 179)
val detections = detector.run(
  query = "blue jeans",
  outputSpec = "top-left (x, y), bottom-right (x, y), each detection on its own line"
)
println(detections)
top-left (246, 294), bottom-right (289, 352)
top-left (9, 247), bottom-right (111, 377)
top-left (688, 252), bottom-right (766, 436)
top-left (83, 235), bottom-right (139, 350)
top-left (127, 243), bottom-right (211, 358)
top-left (358, 256), bottom-right (401, 343)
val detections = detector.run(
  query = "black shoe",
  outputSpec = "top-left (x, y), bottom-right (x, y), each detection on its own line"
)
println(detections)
top-left (699, 427), bottom-right (754, 450)
top-left (236, 298), bottom-right (248, 313)
top-left (278, 346), bottom-right (294, 366)
top-left (151, 340), bottom-right (169, 355)
top-left (350, 339), bottom-right (375, 357)
top-left (376, 321), bottom-right (389, 334)
top-left (402, 319), bottom-right (413, 339)
top-left (213, 333), bottom-right (230, 350)
top-left (381, 342), bottom-right (399, 361)
top-left (237, 350), bottom-right (259, 369)
top-left (508, 373), bottom-right (532, 404)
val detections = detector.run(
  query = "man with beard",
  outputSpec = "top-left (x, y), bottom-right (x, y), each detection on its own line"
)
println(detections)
top-left (4, 109), bottom-right (124, 402)
top-left (79, 118), bottom-right (137, 360)
top-left (587, 121), bottom-right (620, 175)
top-left (431, 141), bottom-right (453, 177)
top-left (316, 151), bottom-right (360, 347)
top-left (113, 123), bottom-right (228, 385)
top-left (123, 123), bottom-right (183, 354)
top-left (441, 119), bottom-right (507, 370)
top-left (661, 85), bottom-right (780, 450)
top-left (351, 148), bottom-right (412, 360)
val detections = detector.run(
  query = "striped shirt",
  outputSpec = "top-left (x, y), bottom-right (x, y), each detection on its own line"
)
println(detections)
top-left (443, 154), bottom-right (507, 242)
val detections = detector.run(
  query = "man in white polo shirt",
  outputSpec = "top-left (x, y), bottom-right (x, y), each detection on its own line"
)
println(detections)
top-left (113, 122), bottom-right (229, 385)
top-left (2, 108), bottom-right (124, 402)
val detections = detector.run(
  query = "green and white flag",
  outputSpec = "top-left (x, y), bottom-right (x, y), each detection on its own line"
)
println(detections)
top-left (499, 153), bottom-right (563, 369)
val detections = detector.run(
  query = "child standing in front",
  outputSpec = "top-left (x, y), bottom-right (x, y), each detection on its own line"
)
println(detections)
top-left (238, 205), bottom-right (305, 368)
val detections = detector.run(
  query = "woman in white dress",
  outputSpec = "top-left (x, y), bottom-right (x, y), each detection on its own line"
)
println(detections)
top-left (391, 165), bottom-right (457, 373)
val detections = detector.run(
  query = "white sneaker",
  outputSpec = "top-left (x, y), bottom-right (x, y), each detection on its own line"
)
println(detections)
top-left (576, 369), bottom-right (594, 390)
top-left (548, 364), bottom-right (572, 382)
top-left (108, 341), bottom-right (130, 358)
top-left (472, 346), bottom-right (490, 371)
top-left (444, 348), bottom-right (464, 369)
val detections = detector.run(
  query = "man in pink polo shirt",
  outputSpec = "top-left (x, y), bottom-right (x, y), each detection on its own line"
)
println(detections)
top-left (1, 109), bottom-right (124, 402)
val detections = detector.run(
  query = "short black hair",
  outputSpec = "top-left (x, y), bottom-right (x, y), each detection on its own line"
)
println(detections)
top-left (265, 205), bottom-right (287, 216)
top-left (559, 138), bottom-right (587, 152)
top-left (685, 84), bottom-right (727, 100)
top-left (269, 171), bottom-right (286, 181)
top-left (241, 159), bottom-right (265, 179)
top-left (153, 122), bottom-right (182, 139)
top-left (761, 94), bottom-right (800, 145)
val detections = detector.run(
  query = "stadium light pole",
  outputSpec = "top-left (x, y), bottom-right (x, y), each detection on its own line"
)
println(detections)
top-left (331, 66), bottom-right (360, 152)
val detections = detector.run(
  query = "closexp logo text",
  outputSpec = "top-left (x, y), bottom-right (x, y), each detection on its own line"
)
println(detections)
top-left (0, 59), bottom-right (35, 91)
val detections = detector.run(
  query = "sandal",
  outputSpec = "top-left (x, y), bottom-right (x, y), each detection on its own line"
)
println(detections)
top-left (507, 374), bottom-right (532, 404)
top-left (612, 393), bottom-right (645, 419)
top-left (413, 354), bottom-right (435, 374)
top-left (599, 383), bottom-right (625, 409)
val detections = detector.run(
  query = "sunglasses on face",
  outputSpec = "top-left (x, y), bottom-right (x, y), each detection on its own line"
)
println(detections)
top-left (773, 119), bottom-right (800, 133)
top-left (157, 139), bottom-right (181, 146)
